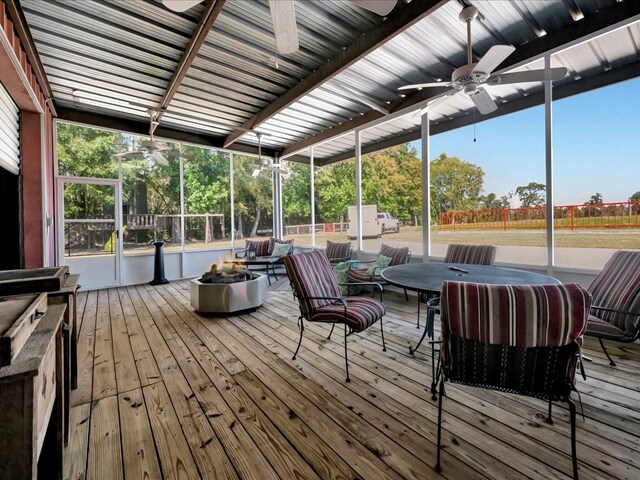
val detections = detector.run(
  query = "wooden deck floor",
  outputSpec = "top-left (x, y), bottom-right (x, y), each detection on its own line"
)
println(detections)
top-left (65, 278), bottom-right (640, 480)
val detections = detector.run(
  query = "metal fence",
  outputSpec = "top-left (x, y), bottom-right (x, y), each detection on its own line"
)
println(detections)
top-left (438, 201), bottom-right (640, 231)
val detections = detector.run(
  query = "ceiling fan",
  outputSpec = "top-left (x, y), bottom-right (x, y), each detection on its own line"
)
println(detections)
top-left (162, 0), bottom-right (397, 55)
top-left (115, 108), bottom-right (172, 166)
top-left (399, 5), bottom-right (568, 116)
top-left (251, 132), bottom-right (287, 177)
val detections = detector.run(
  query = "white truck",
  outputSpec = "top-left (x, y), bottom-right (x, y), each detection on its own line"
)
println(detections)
top-left (347, 205), bottom-right (382, 239)
top-left (377, 212), bottom-right (400, 233)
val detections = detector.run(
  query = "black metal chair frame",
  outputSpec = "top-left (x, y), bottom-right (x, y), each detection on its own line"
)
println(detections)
top-left (289, 280), bottom-right (386, 383)
top-left (435, 335), bottom-right (582, 480)
top-left (587, 305), bottom-right (640, 366)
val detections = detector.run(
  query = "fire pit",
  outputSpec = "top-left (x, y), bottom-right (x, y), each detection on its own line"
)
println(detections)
top-left (190, 263), bottom-right (268, 313)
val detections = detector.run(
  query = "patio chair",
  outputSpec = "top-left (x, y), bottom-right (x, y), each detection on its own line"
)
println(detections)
top-left (235, 237), bottom-right (294, 258)
top-left (585, 250), bottom-right (640, 366)
top-left (324, 240), bottom-right (353, 265)
top-left (418, 243), bottom-right (497, 332)
top-left (284, 250), bottom-right (386, 382)
top-left (443, 243), bottom-right (497, 265)
top-left (235, 237), bottom-right (294, 281)
top-left (347, 243), bottom-right (411, 300)
top-left (435, 281), bottom-right (590, 480)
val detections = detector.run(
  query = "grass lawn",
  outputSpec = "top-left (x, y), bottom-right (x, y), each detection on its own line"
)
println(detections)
top-left (288, 226), bottom-right (639, 250)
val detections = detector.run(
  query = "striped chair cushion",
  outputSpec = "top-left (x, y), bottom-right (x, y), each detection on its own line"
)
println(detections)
top-left (379, 243), bottom-right (410, 266)
top-left (326, 241), bottom-right (352, 262)
top-left (310, 296), bottom-right (385, 332)
top-left (268, 237), bottom-right (294, 255)
top-left (245, 239), bottom-right (270, 257)
top-left (444, 244), bottom-right (497, 266)
top-left (587, 314), bottom-right (626, 338)
top-left (441, 282), bottom-right (590, 348)
top-left (588, 250), bottom-right (640, 336)
top-left (284, 250), bottom-right (341, 316)
top-left (347, 267), bottom-right (372, 283)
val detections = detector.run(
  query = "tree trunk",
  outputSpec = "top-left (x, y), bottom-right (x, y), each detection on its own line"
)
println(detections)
top-left (236, 214), bottom-right (243, 239)
top-left (250, 208), bottom-right (261, 237)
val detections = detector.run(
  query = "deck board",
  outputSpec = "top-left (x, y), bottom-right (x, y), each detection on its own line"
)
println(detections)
top-left (67, 280), bottom-right (640, 480)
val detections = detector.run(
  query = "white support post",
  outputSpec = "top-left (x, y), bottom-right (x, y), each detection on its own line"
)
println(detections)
top-left (179, 142), bottom-right (185, 278)
top-left (272, 168), bottom-right (283, 239)
top-left (310, 146), bottom-right (316, 248)
top-left (544, 54), bottom-right (555, 274)
top-left (421, 110), bottom-right (431, 262)
top-left (355, 130), bottom-right (363, 252)
top-left (230, 152), bottom-right (236, 253)
top-left (116, 138), bottom-right (123, 285)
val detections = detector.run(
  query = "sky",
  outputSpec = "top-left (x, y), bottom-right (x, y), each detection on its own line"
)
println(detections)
top-left (409, 77), bottom-right (640, 206)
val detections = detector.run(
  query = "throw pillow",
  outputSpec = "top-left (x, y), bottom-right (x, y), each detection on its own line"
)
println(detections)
top-left (334, 261), bottom-right (361, 296)
top-left (271, 242), bottom-right (291, 257)
top-left (379, 243), bottom-right (410, 265)
top-left (366, 255), bottom-right (392, 275)
top-left (245, 239), bottom-right (270, 256)
top-left (326, 240), bottom-right (351, 261)
top-left (268, 237), bottom-right (294, 255)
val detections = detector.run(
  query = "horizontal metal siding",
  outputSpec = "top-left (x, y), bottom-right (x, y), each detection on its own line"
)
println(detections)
top-left (0, 83), bottom-right (20, 175)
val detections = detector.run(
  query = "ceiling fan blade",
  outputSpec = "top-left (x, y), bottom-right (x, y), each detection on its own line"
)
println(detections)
top-left (469, 87), bottom-right (497, 115)
top-left (473, 45), bottom-right (516, 75)
top-left (488, 67), bottom-right (568, 86)
top-left (268, 0), bottom-right (299, 55)
top-left (398, 82), bottom-right (452, 91)
top-left (413, 90), bottom-right (458, 117)
top-left (150, 152), bottom-right (169, 166)
top-left (350, 0), bottom-right (397, 16)
top-left (115, 151), bottom-right (144, 160)
top-left (162, 0), bottom-right (203, 12)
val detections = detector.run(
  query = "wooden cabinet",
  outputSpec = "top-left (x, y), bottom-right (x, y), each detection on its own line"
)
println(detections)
top-left (0, 293), bottom-right (48, 366)
top-left (47, 274), bottom-right (79, 388)
top-left (0, 304), bottom-right (66, 480)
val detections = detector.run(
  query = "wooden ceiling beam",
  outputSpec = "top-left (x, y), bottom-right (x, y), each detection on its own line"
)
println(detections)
top-left (280, 0), bottom-right (640, 160)
top-left (222, 0), bottom-right (449, 148)
top-left (156, 0), bottom-right (226, 123)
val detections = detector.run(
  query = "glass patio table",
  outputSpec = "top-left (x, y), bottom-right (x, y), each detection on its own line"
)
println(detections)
top-left (381, 263), bottom-right (561, 353)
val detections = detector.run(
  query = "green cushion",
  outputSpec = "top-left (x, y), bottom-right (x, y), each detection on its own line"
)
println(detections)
top-left (334, 261), bottom-right (361, 295)
top-left (271, 242), bottom-right (291, 257)
top-left (367, 255), bottom-right (392, 275)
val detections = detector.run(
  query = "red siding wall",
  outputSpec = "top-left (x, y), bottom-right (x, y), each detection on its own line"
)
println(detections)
top-left (21, 111), bottom-right (43, 267)
top-left (0, 1), bottom-right (54, 268)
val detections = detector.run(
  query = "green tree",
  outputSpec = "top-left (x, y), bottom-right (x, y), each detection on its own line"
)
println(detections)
top-left (233, 155), bottom-right (273, 237)
top-left (313, 144), bottom-right (423, 224)
top-left (315, 160), bottom-right (355, 222)
top-left (57, 123), bottom-right (119, 219)
top-left (183, 147), bottom-right (230, 215)
top-left (430, 153), bottom-right (484, 214)
top-left (585, 193), bottom-right (603, 205)
top-left (282, 161), bottom-right (311, 224)
top-left (478, 193), bottom-right (500, 210)
top-left (515, 182), bottom-right (546, 207)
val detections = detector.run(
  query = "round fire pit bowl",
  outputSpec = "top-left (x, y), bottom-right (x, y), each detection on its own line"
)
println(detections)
top-left (190, 273), bottom-right (269, 314)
